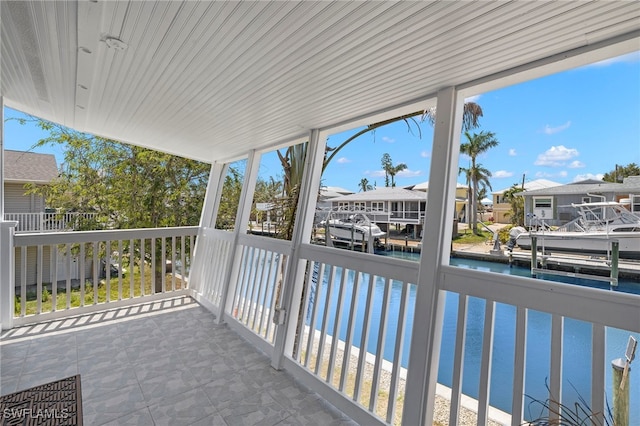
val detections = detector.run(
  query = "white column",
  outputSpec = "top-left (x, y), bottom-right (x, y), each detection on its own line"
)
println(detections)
top-left (271, 129), bottom-right (326, 369)
top-left (403, 87), bottom-right (463, 425)
top-left (0, 221), bottom-right (18, 330)
top-left (217, 150), bottom-right (261, 324)
top-left (188, 161), bottom-right (227, 293)
top-left (199, 162), bottom-right (228, 229)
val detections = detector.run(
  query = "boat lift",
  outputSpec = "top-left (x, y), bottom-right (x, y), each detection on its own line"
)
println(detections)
top-left (529, 236), bottom-right (620, 287)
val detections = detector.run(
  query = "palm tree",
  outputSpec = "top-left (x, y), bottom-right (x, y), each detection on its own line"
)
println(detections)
top-left (459, 163), bottom-right (493, 226)
top-left (381, 153), bottom-right (392, 187)
top-left (358, 178), bottom-right (373, 192)
top-left (460, 131), bottom-right (499, 234)
top-left (324, 101), bottom-right (484, 174)
top-left (502, 183), bottom-right (525, 226)
top-left (388, 162), bottom-right (408, 188)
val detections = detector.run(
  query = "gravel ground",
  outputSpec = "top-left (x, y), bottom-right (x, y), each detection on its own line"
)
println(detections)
top-left (302, 329), bottom-right (505, 426)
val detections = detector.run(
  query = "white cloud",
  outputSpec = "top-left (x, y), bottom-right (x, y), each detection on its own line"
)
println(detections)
top-left (336, 157), bottom-right (351, 164)
top-left (397, 169), bottom-right (422, 178)
top-left (464, 94), bottom-right (481, 103)
top-left (420, 151), bottom-right (430, 158)
top-left (573, 173), bottom-right (604, 182)
top-left (543, 121), bottom-right (571, 135)
top-left (365, 170), bottom-right (386, 178)
top-left (382, 136), bottom-right (395, 143)
top-left (535, 170), bottom-right (568, 179)
top-left (493, 170), bottom-right (514, 178)
top-left (534, 145), bottom-right (579, 166)
top-left (568, 160), bottom-right (585, 169)
top-left (508, 149), bottom-right (517, 156)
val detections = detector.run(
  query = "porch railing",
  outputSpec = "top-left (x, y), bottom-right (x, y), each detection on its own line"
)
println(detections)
top-left (4, 219), bottom-right (639, 425)
top-left (8, 226), bottom-right (198, 326)
top-left (4, 212), bottom-right (98, 233)
top-left (192, 230), bottom-right (640, 425)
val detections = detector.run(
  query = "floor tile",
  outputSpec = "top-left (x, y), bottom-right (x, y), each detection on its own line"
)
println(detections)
top-left (148, 386), bottom-right (219, 426)
top-left (0, 297), bottom-right (356, 426)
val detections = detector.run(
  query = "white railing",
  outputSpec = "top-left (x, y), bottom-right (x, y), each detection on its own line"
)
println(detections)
top-left (189, 230), bottom-right (293, 351)
top-left (292, 244), bottom-right (417, 425)
top-left (9, 226), bottom-right (198, 326)
top-left (438, 265), bottom-right (640, 425)
top-left (189, 228), bottom-right (234, 316)
top-left (227, 233), bottom-right (292, 346)
top-left (5, 217), bottom-right (638, 425)
top-left (4, 212), bottom-right (98, 233)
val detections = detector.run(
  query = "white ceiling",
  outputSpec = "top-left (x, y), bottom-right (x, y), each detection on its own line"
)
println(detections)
top-left (2, 1), bottom-right (639, 163)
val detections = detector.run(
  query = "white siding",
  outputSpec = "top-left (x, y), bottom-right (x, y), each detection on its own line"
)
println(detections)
top-left (4, 183), bottom-right (45, 214)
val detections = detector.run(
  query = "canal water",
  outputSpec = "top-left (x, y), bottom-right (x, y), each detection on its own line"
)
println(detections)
top-left (307, 253), bottom-right (640, 422)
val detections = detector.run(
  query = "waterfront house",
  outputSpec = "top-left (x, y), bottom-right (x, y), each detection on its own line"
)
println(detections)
top-left (492, 179), bottom-right (562, 224)
top-left (328, 186), bottom-right (427, 237)
top-left (409, 181), bottom-right (469, 224)
top-left (517, 177), bottom-right (640, 227)
top-left (1, 2), bottom-right (639, 425)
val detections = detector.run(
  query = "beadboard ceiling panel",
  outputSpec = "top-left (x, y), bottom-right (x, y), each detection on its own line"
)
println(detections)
top-left (2, 1), bottom-right (639, 163)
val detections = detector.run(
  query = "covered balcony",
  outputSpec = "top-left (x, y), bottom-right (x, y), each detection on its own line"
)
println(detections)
top-left (1, 2), bottom-right (639, 425)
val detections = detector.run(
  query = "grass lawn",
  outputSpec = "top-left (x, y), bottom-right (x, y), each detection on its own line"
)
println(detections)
top-left (15, 266), bottom-right (186, 316)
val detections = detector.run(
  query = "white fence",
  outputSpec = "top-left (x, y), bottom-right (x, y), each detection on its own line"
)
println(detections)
top-left (5, 212), bottom-right (98, 233)
top-left (7, 226), bottom-right (198, 326)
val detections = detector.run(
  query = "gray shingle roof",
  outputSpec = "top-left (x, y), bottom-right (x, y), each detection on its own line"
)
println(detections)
top-left (330, 187), bottom-right (427, 202)
top-left (4, 150), bottom-right (58, 183)
top-left (493, 178), bottom-right (562, 195)
top-left (516, 177), bottom-right (640, 196)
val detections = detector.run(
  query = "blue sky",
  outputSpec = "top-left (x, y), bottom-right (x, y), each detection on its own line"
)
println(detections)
top-left (4, 51), bottom-right (640, 196)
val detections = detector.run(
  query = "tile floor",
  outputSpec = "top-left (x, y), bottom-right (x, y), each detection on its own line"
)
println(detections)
top-left (0, 296), bottom-right (358, 425)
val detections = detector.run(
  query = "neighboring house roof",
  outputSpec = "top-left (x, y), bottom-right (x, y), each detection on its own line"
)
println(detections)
top-left (4, 150), bottom-right (58, 184)
top-left (320, 186), bottom-right (355, 199)
top-left (516, 176), bottom-right (640, 197)
top-left (407, 181), bottom-right (467, 191)
top-left (493, 179), bottom-right (562, 195)
top-left (330, 187), bottom-right (427, 202)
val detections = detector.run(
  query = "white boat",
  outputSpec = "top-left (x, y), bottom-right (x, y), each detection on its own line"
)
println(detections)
top-left (510, 201), bottom-right (640, 258)
top-left (320, 212), bottom-right (385, 251)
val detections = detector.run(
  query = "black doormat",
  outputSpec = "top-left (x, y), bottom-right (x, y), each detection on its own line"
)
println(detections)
top-left (0, 375), bottom-right (82, 425)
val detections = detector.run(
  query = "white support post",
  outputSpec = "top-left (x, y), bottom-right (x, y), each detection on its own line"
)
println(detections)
top-left (403, 87), bottom-right (463, 426)
top-left (200, 162), bottom-right (228, 229)
top-left (188, 162), bottom-right (227, 292)
top-left (217, 150), bottom-right (261, 324)
top-left (1, 221), bottom-right (18, 330)
top-left (271, 129), bottom-right (326, 370)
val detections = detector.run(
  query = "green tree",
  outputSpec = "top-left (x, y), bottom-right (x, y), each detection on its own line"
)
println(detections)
top-left (22, 118), bottom-right (210, 292)
top-left (380, 153), bottom-right (408, 188)
top-left (216, 166), bottom-right (244, 230)
top-left (358, 178), bottom-right (373, 192)
top-left (275, 102), bottom-right (485, 240)
top-left (381, 153), bottom-right (393, 187)
top-left (502, 183), bottom-right (525, 226)
top-left (324, 101), bottom-right (484, 177)
top-left (24, 121), bottom-right (209, 229)
top-left (276, 142), bottom-right (307, 240)
top-left (602, 163), bottom-right (640, 182)
top-left (460, 131), bottom-right (499, 234)
top-left (459, 163), bottom-right (492, 222)
top-left (252, 176), bottom-right (282, 223)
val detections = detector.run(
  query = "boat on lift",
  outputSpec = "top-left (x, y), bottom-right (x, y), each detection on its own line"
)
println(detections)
top-left (509, 201), bottom-right (640, 259)
top-left (320, 212), bottom-right (385, 252)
